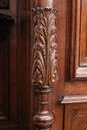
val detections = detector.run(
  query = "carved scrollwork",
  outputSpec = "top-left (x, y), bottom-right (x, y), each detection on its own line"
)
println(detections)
top-left (32, 7), bottom-right (58, 87)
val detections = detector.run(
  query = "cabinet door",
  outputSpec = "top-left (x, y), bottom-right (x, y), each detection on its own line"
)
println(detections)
top-left (60, 0), bottom-right (87, 130)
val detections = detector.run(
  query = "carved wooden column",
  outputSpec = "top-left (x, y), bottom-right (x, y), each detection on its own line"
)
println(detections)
top-left (32, 0), bottom-right (58, 129)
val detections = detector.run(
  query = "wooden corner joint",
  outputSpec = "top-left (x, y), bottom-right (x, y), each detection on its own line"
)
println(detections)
top-left (32, 4), bottom-right (58, 130)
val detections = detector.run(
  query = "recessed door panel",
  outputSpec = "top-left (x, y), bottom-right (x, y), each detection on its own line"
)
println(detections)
top-left (66, 0), bottom-right (87, 79)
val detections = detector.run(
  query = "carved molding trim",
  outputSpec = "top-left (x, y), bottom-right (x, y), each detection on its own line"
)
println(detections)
top-left (59, 95), bottom-right (87, 104)
top-left (32, 7), bottom-right (58, 87)
top-left (32, 7), bottom-right (58, 130)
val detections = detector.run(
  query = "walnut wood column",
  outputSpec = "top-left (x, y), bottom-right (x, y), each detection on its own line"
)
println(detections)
top-left (32, 0), bottom-right (58, 129)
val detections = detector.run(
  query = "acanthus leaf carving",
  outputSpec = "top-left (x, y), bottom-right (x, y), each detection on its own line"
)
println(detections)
top-left (32, 7), bottom-right (58, 130)
top-left (32, 7), bottom-right (58, 87)
top-left (32, 8), bottom-right (46, 86)
top-left (49, 10), bottom-right (58, 86)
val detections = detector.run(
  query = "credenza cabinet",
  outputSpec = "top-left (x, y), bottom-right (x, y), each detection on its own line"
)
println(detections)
top-left (0, 0), bottom-right (87, 130)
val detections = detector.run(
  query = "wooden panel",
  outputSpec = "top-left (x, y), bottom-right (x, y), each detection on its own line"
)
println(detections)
top-left (64, 104), bottom-right (87, 130)
top-left (0, 37), bottom-right (9, 120)
top-left (72, 110), bottom-right (87, 130)
top-left (60, 95), bottom-right (87, 104)
top-left (0, 0), bottom-right (18, 129)
top-left (17, 0), bottom-right (34, 129)
top-left (80, 0), bottom-right (87, 66)
top-left (0, 0), bottom-right (9, 9)
top-left (66, 0), bottom-right (87, 80)
top-left (0, 26), bottom-right (18, 129)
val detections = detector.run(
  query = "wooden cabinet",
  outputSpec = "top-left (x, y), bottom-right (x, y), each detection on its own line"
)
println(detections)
top-left (0, 0), bottom-right (87, 130)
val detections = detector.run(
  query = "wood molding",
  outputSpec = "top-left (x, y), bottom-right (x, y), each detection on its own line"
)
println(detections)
top-left (32, 0), bottom-right (58, 129)
top-left (32, 7), bottom-right (58, 87)
top-left (65, 0), bottom-right (87, 80)
top-left (60, 95), bottom-right (87, 104)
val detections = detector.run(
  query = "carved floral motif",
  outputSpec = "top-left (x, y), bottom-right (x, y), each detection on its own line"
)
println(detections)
top-left (32, 7), bottom-right (58, 87)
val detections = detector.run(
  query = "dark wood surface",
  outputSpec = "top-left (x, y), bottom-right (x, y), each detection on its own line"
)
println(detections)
top-left (0, 0), bottom-right (9, 9)
top-left (32, 0), bottom-right (58, 129)
top-left (0, 0), bottom-right (87, 130)
top-left (60, 95), bottom-right (87, 104)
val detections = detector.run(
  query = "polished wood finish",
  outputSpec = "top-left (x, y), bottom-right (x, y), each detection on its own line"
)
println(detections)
top-left (64, 104), bottom-right (87, 130)
top-left (35, 0), bottom-right (55, 8)
top-left (32, 0), bottom-right (58, 129)
top-left (65, 0), bottom-right (87, 79)
top-left (60, 95), bottom-right (87, 104)
top-left (0, 0), bottom-right (87, 130)
top-left (32, 7), bottom-right (58, 87)
top-left (0, 1), bottom-right (18, 129)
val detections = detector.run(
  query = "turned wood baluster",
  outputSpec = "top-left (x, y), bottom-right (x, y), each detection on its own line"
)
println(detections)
top-left (32, 0), bottom-right (58, 129)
